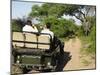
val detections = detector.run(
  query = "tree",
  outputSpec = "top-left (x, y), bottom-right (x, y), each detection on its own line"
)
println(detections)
top-left (29, 3), bottom-right (96, 36)
top-left (44, 17), bottom-right (77, 38)
top-left (12, 19), bottom-right (21, 31)
top-left (29, 5), bottom-right (41, 17)
top-left (29, 3), bottom-right (68, 18)
top-left (12, 18), bottom-right (26, 31)
top-left (64, 5), bottom-right (96, 36)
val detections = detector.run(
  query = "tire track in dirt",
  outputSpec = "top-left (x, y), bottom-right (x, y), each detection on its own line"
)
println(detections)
top-left (63, 37), bottom-right (82, 70)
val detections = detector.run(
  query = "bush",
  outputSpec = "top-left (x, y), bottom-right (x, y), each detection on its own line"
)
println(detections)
top-left (12, 19), bottom-right (25, 32)
top-left (80, 22), bottom-right (96, 55)
top-left (12, 20), bottom-right (22, 32)
top-left (44, 17), bottom-right (77, 38)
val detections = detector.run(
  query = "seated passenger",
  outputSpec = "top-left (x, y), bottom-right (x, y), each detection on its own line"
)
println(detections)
top-left (41, 22), bottom-right (64, 54)
top-left (41, 23), bottom-right (54, 39)
top-left (22, 20), bottom-right (38, 33)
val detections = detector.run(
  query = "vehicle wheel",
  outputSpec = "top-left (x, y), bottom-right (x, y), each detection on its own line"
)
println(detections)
top-left (51, 55), bottom-right (57, 66)
top-left (11, 64), bottom-right (23, 74)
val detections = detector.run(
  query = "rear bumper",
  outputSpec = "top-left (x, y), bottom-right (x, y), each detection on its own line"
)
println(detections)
top-left (13, 63), bottom-right (55, 71)
top-left (12, 48), bottom-right (58, 71)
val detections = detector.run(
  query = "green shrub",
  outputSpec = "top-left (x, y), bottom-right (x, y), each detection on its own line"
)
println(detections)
top-left (80, 24), bottom-right (96, 55)
top-left (12, 20), bottom-right (22, 32)
top-left (44, 17), bottom-right (77, 38)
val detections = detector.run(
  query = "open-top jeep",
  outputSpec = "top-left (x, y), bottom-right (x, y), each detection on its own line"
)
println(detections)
top-left (11, 31), bottom-right (63, 74)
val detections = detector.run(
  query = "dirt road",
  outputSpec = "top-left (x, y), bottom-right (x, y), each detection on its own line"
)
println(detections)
top-left (63, 37), bottom-right (81, 70)
top-left (63, 37), bottom-right (95, 71)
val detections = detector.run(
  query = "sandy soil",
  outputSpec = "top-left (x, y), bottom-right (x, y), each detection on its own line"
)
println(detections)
top-left (63, 37), bottom-right (95, 71)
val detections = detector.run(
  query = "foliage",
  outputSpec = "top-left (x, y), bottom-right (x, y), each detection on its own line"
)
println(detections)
top-left (80, 16), bottom-right (96, 55)
top-left (43, 17), bottom-right (77, 38)
top-left (29, 3), bottom-right (66, 18)
top-left (12, 19), bottom-right (22, 31)
top-left (29, 3), bottom-right (95, 36)
top-left (12, 18), bottom-right (26, 32)
top-left (29, 5), bottom-right (41, 17)
top-left (88, 22), bottom-right (96, 54)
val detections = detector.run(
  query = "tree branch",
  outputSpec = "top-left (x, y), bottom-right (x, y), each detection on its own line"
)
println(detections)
top-left (73, 14), bottom-right (83, 22)
top-left (78, 9), bottom-right (86, 19)
top-left (86, 7), bottom-right (91, 16)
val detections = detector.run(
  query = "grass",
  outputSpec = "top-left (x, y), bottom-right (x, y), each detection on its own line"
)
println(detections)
top-left (82, 59), bottom-right (91, 66)
top-left (79, 35), bottom-right (96, 55)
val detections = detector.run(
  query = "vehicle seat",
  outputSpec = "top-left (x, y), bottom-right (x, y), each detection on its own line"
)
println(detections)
top-left (12, 32), bottom-right (24, 48)
top-left (24, 32), bottom-right (37, 48)
top-left (38, 35), bottom-right (51, 50)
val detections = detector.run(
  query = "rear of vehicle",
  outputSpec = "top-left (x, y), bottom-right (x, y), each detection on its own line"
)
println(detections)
top-left (11, 31), bottom-right (60, 74)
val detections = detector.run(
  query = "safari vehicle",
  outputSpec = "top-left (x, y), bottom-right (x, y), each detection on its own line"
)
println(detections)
top-left (11, 31), bottom-right (63, 74)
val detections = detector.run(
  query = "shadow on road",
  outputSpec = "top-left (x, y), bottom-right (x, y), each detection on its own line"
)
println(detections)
top-left (55, 52), bottom-right (72, 71)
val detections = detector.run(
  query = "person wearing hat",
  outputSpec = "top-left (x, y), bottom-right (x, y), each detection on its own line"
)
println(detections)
top-left (22, 20), bottom-right (38, 32)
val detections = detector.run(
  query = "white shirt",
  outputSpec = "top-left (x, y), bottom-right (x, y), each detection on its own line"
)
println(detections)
top-left (41, 29), bottom-right (54, 39)
top-left (22, 25), bottom-right (38, 32)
